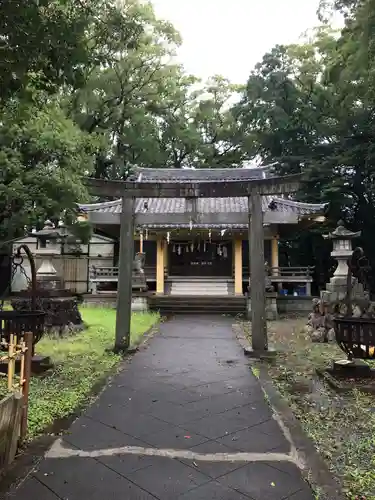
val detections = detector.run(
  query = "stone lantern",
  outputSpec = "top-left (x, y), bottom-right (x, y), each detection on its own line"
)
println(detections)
top-left (33, 220), bottom-right (67, 289)
top-left (323, 220), bottom-right (361, 302)
top-left (11, 219), bottom-right (84, 336)
top-left (307, 220), bottom-right (366, 343)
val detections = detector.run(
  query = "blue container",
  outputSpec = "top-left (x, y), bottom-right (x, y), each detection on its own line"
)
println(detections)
top-left (296, 286), bottom-right (307, 296)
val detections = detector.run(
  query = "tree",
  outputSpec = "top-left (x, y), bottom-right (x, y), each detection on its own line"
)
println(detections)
top-left (0, 0), bottom-right (144, 99)
top-left (235, 1), bottom-right (375, 287)
top-left (0, 0), bottom-right (147, 239)
top-left (193, 76), bottom-right (245, 168)
top-left (0, 96), bottom-right (97, 241)
top-left (69, 1), bottom-right (184, 178)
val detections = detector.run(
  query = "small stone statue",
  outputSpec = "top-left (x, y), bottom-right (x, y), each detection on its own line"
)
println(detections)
top-left (247, 261), bottom-right (274, 293)
top-left (133, 252), bottom-right (145, 275)
top-left (132, 252), bottom-right (147, 291)
top-left (264, 261), bottom-right (274, 292)
top-left (306, 298), bottom-right (335, 342)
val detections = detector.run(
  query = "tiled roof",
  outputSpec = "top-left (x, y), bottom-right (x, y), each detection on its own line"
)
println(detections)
top-left (78, 197), bottom-right (326, 218)
top-left (78, 167), bottom-right (327, 228)
top-left (131, 166), bottom-right (268, 183)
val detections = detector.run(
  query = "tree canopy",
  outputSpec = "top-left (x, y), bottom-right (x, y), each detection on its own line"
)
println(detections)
top-left (0, 0), bottom-right (246, 240)
top-left (2, 0), bottom-right (375, 284)
top-left (233, 0), bottom-right (375, 283)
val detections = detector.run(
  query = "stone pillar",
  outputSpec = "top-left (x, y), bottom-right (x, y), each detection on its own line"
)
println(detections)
top-left (156, 238), bottom-right (165, 295)
top-left (248, 192), bottom-right (267, 352)
top-left (115, 196), bottom-right (135, 351)
top-left (234, 238), bottom-right (243, 295)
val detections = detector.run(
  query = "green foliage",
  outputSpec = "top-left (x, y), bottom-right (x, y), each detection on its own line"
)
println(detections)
top-left (67, 220), bottom-right (93, 245)
top-left (0, 0), bottom-right (144, 99)
top-left (0, 0), bottom-right (245, 242)
top-left (0, 0), bottom-right (148, 240)
top-left (70, 21), bottom-right (242, 175)
top-left (234, 2), bottom-right (375, 285)
top-left (0, 97), bottom-right (97, 241)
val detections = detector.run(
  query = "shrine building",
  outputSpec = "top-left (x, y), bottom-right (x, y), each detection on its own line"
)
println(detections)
top-left (78, 166), bottom-right (326, 313)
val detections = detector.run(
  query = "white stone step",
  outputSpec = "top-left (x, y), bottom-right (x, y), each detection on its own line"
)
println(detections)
top-left (170, 280), bottom-right (229, 296)
top-left (171, 283), bottom-right (228, 289)
top-left (172, 284), bottom-right (227, 289)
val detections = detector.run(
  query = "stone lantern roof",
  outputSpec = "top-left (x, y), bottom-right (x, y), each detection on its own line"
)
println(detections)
top-left (29, 220), bottom-right (68, 243)
top-left (324, 220), bottom-right (361, 240)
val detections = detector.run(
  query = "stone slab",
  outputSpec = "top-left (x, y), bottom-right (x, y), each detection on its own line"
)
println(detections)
top-left (7, 315), bottom-right (314, 500)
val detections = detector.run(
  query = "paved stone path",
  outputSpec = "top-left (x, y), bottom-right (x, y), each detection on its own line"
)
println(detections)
top-left (8, 315), bottom-right (314, 499)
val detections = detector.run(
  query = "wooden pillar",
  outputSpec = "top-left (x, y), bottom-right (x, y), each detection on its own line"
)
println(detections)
top-left (156, 238), bottom-right (165, 294)
top-left (164, 239), bottom-right (168, 276)
top-left (115, 196), bottom-right (135, 352)
top-left (234, 238), bottom-right (243, 295)
top-left (248, 192), bottom-right (267, 352)
top-left (271, 236), bottom-right (279, 275)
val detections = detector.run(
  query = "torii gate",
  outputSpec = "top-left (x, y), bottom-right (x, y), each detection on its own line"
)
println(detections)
top-left (86, 173), bottom-right (301, 354)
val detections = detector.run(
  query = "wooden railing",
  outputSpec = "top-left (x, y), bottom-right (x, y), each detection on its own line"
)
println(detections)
top-left (89, 265), bottom-right (164, 282)
top-left (89, 265), bottom-right (314, 284)
top-left (242, 266), bottom-right (314, 282)
top-left (270, 266), bottom-right (314, 279)
top-left (89, 265), bottom-right (163, 293)
top-left (90, 266), bottom-right (119, 281)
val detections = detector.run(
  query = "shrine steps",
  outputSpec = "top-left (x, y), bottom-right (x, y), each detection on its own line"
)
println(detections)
top-left (169, 278), bottom-right (231, 296)
top-left (148, 295), bottom-right (246, 316)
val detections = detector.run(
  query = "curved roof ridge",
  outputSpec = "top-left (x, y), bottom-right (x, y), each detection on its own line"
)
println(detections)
top-left (273, 197), bottom-right (327, 209)
top-left (133, 166), bottom-right (265, 171)
top-left (131, 165), bottom-right (269, 182)
top-left (78, 199), bottom-right (121, 211)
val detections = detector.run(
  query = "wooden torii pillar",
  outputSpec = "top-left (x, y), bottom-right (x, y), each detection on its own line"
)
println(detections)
top-left (85, 174), bottom-right (301, 353)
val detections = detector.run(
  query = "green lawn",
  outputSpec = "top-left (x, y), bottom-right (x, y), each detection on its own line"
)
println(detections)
top-left (25, 308), bottom-right (159, 439)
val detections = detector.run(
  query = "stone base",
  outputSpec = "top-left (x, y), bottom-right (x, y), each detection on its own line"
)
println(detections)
top-left (332, 359), bottom-right (372, 378)
top-left (317, 367), bottom-right (375, 394)
top-left (277, 296), bottom-right (312, 314)
top-left (0, 355), bottom-right (52, 375)
top-left (12, 296), bottom-right (84, 337)
top-left (244, 347), bottom-right (278, 359)
top-left (82, 294), bottom-right (149, 312)
top-left (247, 294), bottom-right (278, 321)
top-left (132, 296), bottom-right (149, 312)
top-left (31, 355), bottom-right (53, 374)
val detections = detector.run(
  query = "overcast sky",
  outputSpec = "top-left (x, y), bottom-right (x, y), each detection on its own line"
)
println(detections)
top-left (151, 0), bottom-right (339, 84)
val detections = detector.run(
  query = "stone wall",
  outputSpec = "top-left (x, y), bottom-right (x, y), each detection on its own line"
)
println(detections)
top-left (83, 294), bottom-right (148, 312)
top-left (277, 296), bottom-right (313, 315)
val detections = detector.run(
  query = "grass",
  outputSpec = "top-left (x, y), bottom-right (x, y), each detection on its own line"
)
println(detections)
top-left (239, 318), bottom-right (375, 500)
top-left (7, 308), bottom-right (158, 440)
